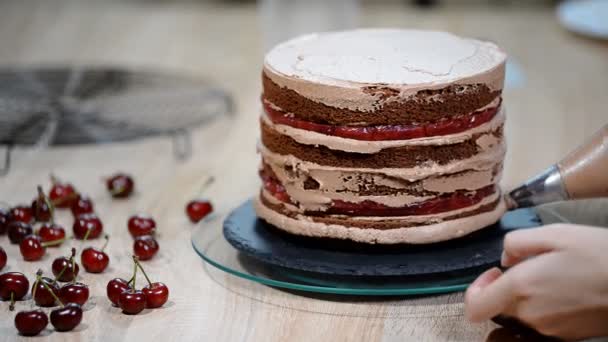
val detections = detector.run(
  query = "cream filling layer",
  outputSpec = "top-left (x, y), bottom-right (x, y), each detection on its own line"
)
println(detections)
top-left (262, 98), bottom-right (504, 153)
top-left (265, 158), bottom-right (501, 210)
top-left (258, 138), bottom-right (505, 182)
top-left (255, 195), bottom-right (507, 244)
top-left (261, 186), bottom-right (500, 221)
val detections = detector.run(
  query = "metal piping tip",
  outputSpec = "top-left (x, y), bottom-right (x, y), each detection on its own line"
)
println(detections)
top-left (503, 193), bottom-right (518, 210)
top-left (505, 165), bottom-right (568, 209)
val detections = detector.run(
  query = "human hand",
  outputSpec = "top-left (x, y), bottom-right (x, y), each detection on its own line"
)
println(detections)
top-left (465, 224), bottom-right (608, 340)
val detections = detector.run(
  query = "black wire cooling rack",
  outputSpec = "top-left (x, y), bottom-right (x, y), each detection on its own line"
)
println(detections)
top-left (0, 66), bottom-right (234, 175)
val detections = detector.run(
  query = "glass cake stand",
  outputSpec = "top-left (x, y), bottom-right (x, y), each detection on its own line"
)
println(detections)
top-left (191, 213), bottom-right (488, 296)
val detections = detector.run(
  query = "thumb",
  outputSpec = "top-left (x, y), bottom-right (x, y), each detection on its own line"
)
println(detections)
top-left (501, 225), bottom-right (568, 267)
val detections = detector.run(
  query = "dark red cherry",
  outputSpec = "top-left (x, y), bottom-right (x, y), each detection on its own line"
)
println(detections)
top-left (133, 235), bottom-right (159, 261)
top-left (186, 200), bottom-right (213, 223)
top-left (73, 213), bottom-right (103, 240)
top-left (8, 222), bottom-right (33, 244)
top-left (20, 235), bottom-right (45, 261)
top-left (106, 173), bottom-right (134, 198)
top-left (0, 272), bottom-right (29, 310)
top-left (142, 282), bottom-right (169, 309)
top-left (9, 205), bottom-right (33, 224)
top-left (38, 223), bottom-right (66, 246)
top-left (52, 250), bottom-right (79, 283)
top-left (128, 214), bottom-right (156, 237)
top-left (106, 278), bottom-right (130, 306)
top-left (50, 303), bottom-right (82, 332)
top-left (0, 208), bottom-right (10, 234)
top-left (49, 176), bottom-right (78, 208)
top-left (31, 276), bottom-right (59, 307)
top-left (70, 195), bottom-right (94, 217)
top-left (81, 247), bottom-right (109, 273)
top-left (14, 309), bottom-right (48, 336)
top-left (31, 186), bottom-right (53, 222)
top-left (59, 282), bottom-right (89, 306)
top-left (119, 290), bottom-right (146, 315)
top-left (0, 246), bottom-right (6, 271)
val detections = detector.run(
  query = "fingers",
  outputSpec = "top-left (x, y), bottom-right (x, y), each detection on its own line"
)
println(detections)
top-left (501, 225), bottom-right (568, 267)
top-left (465, 267), bottom-right (515, 322)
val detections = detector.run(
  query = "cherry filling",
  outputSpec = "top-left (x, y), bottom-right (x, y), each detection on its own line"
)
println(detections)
top-left (260, 168), bottom-right (496, 217)
top-left (263, 100), bottom-right (501, 141)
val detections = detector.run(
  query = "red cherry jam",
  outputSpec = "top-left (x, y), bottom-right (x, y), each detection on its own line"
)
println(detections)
top-left (263, 100), bottom-right (500, 141)
top-left (260, 169), bottom-right (496, 217)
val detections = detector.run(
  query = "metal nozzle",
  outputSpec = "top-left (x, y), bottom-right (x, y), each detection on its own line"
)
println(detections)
top-left (505, 165), bottom-right (569, 209)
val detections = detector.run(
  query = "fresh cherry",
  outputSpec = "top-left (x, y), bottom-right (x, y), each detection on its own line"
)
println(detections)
top-left (142, 282), bottom-right (169, 309)
top-left (52, 249), bottom-right (79, 282)
top-left (49, 175), bottom-right (78, 208)
top-left (31, 186), bottom-right (53, 222)
top-left (9, 205), bottom-right (33, 224)
top-left (186, 200), bottom-right (213, 223)
top-left (50, 303), bottom-right (83, 332)
top-left (119, 290), bottom-right (146, 315)
top-left (70, 195), bottom-right (94, 217)
top-left (14, 309), bottom-right (48, 336)
top-left (106, 278), bottom-right (130, 307)
top-left (20, 235), bottom-right (45, 261)
top-left (133, 235), bottom-right (159, 261)
top-left (59, 282), bottom-right (89, 306)
top-left (0, 272), bottom-right (29, 310)
top-left (8, 222), bottom-right (33, 244)
top-left (38, 223), bottom-right (66, 246)
top-left (33, 271), bottom-right (83, 332)
top-left (106, 173), bottom-right (134, 198)
top-left (134, 257), bottom-right (169, 308)
top-left (73, 213), bottom-right (103, 240)
top-left (81, 235), bottom-right (110, 273)
top-left (0, 208), bottom-right (9, 234)
top-left (0, 246), bottom-right (6, 270)
top-left (128, 214), bottom-right (156, 237)
top-left (32, 275), bottom-right (59, 307)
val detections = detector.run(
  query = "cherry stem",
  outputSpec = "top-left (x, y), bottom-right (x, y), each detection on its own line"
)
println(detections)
top-left (131, 258), bottom-right (138, 292)
top-left (133, 256), bottom-right (153, 286)
top-left (101, 235), bottom-right (110, 252)
top-left (9, 291), bottom-right (15, 311)
top-left (37, 271), bottom-right (63, 307)
top-left (70, 248), bottom-right (77, 283)
top-left (38, 185), bottom-right (55, 224)
top-left (197, 175), bottom-right (215, 196)
top-left (50, 174), bottom-right (59, 185)
top-left (83, 227), bottom-right (93, 241)
top-left (41, 237), bottom-right (66, 248)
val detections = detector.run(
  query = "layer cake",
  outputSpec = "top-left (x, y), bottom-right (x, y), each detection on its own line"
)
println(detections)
top-left (255, 29), bottom-right (507, 244)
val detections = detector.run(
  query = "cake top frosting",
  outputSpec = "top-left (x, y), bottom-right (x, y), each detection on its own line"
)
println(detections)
top-left (264, 28), bottom-right (506, 87)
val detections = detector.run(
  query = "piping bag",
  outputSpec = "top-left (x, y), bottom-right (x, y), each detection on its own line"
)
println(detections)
top-left (492, 124), bottom-right (607, 337)
top-left (505, 124), bottom-right (608, 209)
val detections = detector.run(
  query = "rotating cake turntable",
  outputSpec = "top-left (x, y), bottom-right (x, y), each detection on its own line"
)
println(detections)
top-left (191, 201), bottom-right (541, 296)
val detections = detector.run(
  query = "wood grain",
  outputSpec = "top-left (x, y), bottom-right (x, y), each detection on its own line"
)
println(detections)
top-left (0, 1), bottom-right (607, 341)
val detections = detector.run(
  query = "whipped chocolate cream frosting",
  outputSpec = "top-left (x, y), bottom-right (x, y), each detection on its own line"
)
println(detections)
top-left (264, 29), bottom-right (507, 111)
top-left (256, 29), bottom-right (508, 244)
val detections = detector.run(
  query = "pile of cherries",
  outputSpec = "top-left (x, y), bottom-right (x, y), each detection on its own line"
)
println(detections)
top-left (1, 171), bottom-right (212, 336)
top-left (107, 256), bottom-right (169, 315)
top-left (1, 256), bottom-right (87, 336)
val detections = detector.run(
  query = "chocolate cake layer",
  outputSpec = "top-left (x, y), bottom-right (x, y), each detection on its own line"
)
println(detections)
top-left (261, 119), bottom-right (503, 169)
top-left (263, 72), bottom-right (501, 126)
top-left (260, 193), bottom-right (500, 230)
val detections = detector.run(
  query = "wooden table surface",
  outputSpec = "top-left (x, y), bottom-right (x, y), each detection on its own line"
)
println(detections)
top-left (0, 1), bottom-right (606, 341)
